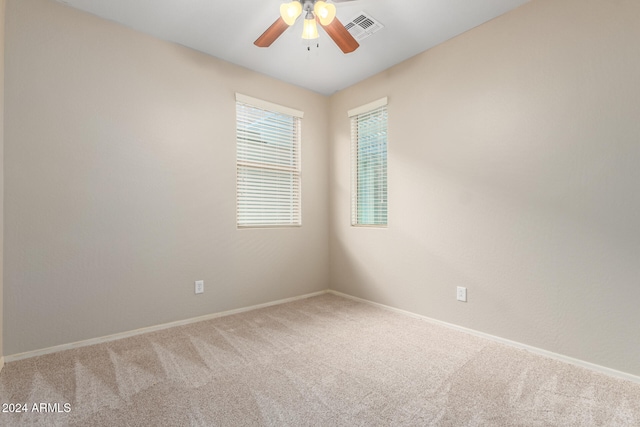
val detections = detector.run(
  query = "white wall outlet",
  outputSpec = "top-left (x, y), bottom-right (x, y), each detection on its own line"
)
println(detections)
top-left (195, 280), bottom-right (204, 294)
top-left (456, 286), bottom-right (467, 302)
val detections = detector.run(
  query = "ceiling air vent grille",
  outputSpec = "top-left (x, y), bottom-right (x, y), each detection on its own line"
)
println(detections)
top-left (344, 12), bottom-right (384, 41)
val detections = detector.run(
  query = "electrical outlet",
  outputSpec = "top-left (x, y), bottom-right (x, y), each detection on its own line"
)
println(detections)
top-left (195, 280), bottom-right (204, 294)
top-left (456, 286), bottom-right (467, 302)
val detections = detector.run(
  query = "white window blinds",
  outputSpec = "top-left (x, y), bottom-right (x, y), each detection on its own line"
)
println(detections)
top-left (236, 94), bottom-right (302, 227)
top-left (349, 98), bottom-right (388, 226)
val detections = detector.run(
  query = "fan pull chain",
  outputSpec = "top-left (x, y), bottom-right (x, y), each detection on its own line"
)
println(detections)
top-left (307, 42), bottom-right (320, 52)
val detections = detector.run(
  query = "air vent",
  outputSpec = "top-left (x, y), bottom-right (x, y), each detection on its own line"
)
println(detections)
top-left (344, 12), bottom-right (384, 41)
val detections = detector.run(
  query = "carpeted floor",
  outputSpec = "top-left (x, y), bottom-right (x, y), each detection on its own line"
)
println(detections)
top-left (1, 293), bottom-right (639, 426)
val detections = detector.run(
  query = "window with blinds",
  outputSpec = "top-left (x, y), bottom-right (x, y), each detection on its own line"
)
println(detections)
top-left (349, 98), bottom-right (388, 226)
top-left (236, 94), bottom-right (302, 227)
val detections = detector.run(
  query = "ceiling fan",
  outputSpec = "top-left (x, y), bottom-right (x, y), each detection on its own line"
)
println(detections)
top-left (255, 0), bottom-right (360, 54)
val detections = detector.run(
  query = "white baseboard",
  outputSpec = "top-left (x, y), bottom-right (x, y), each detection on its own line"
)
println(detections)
top-left (328, 290), bottom-right (640, 385)
top-left (5, 290), bottom-right (329, 363)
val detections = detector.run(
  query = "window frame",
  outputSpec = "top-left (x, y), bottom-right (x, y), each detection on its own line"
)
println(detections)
top-left (349, 97), bottom-right (388, 227)
top-left (235, 93), bottom-right (303, 228)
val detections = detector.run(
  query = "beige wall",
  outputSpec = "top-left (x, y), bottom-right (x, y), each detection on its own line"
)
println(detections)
top-left (4, 0), bottom-right (329, 355)
top-left (329, 0), bottom-right (640, 376)
top-left (0, 0), bottom-right (5, 367)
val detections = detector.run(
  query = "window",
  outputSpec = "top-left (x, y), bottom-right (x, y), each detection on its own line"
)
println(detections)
top-left (236, 94), bottom-right (302, 227)
top-left (349, 98), bottom-right (388, 226)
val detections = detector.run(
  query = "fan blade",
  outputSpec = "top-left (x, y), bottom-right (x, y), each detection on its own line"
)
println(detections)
top-left (254, 17), bottom-right (290, 47)
top-left (318, 17), bottom-right (359, 53)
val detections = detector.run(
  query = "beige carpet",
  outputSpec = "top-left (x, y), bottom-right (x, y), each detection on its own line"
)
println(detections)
top-left (1, 293), bottom-right (639, 426)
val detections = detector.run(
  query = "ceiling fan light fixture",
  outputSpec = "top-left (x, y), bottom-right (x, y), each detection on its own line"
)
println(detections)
top-left (280, 1), bottom-right (303, 26)
top-left (314, 1), bottom-right (336, 26)
top-left (255, 0), bottom-right (359, 53)
top-left (302, 12), bottom-right (319, 39)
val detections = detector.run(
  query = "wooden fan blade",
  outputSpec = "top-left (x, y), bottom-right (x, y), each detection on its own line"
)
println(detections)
top-left (254, 17), bottom-right (289, 47)
top-left (318, 17), bottom-right (359, 53)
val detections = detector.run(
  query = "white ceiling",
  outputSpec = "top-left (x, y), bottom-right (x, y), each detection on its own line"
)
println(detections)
top-left (55, 0), bottom-right (530, 95)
